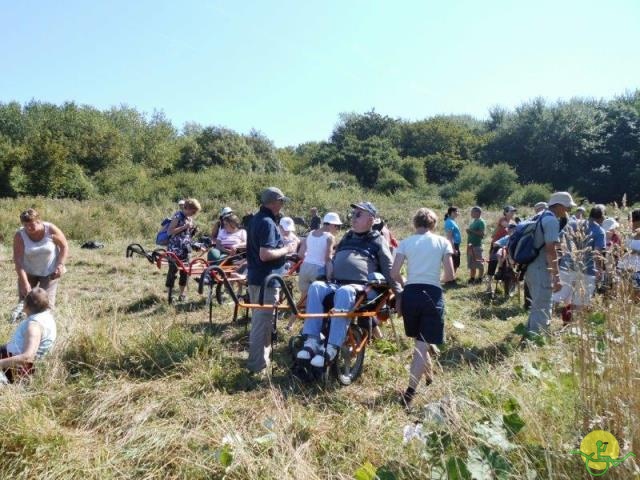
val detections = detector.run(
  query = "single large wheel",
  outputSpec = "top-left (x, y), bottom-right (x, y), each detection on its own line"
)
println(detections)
top-left (334, 325), bottom-right (366, 386)
top-left (215, 283), bottom-right (225, 305)
top-left (208, 282), bottom-right (215, 324)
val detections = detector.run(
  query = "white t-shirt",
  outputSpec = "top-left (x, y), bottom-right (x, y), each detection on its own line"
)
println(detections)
top-left (217, 228), bottom-right (247, 249)
top-left (7, 310), bottom-right (57, 358)
top-left (396, 232), bottom-right (453, 287)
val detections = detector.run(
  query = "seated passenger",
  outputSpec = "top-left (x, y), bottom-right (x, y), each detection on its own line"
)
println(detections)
top-left (1, 287), bottom-right (56, 384)
top-left (279, 217), bottom-right (300, 253)
top-left (297, 202), bottom-right (401, 367)
top-left (208, 213), bottom-right (247, 262)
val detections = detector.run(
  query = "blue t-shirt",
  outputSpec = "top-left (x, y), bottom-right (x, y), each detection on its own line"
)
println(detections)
top-left (529, 211), bottom-right (560, 269)
top-left (444, 218), bottom-right (462, 245)
top-left (247, 206), bottom-right (286, 286)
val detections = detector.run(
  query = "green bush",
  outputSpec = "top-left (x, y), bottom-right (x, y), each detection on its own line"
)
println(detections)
top-left (509, 183), bottom-right (553, 206)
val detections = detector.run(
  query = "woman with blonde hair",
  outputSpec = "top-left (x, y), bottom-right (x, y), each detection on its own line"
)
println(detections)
top-left (12, 208), bottom-right (68, 321)
top-left (391, 208), bottom-right (454, 408)
top-left (166, 198), bottom-right (201, 302)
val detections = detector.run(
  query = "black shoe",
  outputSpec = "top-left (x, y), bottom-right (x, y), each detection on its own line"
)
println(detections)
top-left (467, 278), bottom-right (476, 285)
top-left (400, 388), bottom-right (416, 409)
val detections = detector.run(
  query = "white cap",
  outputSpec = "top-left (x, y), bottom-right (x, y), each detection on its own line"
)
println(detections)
top-left (322, 212), bottom-right (343, 225)
top-left (534, 201), bottom-right (548, 211)
top-left (548, 191), bottom-right (577, 208)
top-left (601, 218), bottom-right (619, 232)
top-left (220, 206), bottom-right (233, 218)
top-left (178, 200), bottom-right (185, 206)
top-left (279, 216), bottom-right (296, 232)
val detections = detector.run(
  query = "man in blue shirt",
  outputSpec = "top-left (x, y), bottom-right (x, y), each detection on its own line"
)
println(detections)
top-left (246, 187), bottom-right (297, 373)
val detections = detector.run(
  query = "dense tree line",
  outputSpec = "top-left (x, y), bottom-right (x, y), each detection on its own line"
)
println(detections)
top-left (0, 91), bottom-right (638, 204)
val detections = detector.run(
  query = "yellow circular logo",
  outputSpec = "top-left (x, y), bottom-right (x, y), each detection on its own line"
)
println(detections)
top-left (579, 430), bottom-right (620, 472)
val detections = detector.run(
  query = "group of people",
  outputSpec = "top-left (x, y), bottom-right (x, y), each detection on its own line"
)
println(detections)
top-left (5, 194), bottom-right (639, 404)
top-left (440, 194), bottom-right (640, 335)
top-left (245, 187), bottom-right (454, 407)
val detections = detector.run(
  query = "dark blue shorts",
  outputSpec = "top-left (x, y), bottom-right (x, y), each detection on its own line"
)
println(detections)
top-left (401, 283), bottom-right (445, 344)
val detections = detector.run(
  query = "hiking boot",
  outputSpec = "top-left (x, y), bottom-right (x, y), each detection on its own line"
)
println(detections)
top-left (296, 337), bottom-right (319, 361)
top-left (311, 343), bottom-right (338, 367)
top-left (400, 387), bottom-right (416, 408)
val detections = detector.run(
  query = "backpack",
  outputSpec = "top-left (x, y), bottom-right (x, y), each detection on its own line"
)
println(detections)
top-left (155, 217), bottom-right (173, 246)
top-left (507, 211), bottom-right (553, 266)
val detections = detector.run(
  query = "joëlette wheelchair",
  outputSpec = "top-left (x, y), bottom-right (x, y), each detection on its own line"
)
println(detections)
top-left (126, 243), bottom-right (247, 305)
top-left (202, 266), bottom-right (395, 385)
top-left (198, 254), bottom-right (303, 324)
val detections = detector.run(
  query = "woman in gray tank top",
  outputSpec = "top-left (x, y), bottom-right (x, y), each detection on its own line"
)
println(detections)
top-left (12, 209), bottom-right (68, 319)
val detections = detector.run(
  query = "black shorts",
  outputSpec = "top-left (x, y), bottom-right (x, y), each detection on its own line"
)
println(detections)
top-left (487, 245), bottom-right (500, 276)
top-left (401, 284), bottom-right (445, 344)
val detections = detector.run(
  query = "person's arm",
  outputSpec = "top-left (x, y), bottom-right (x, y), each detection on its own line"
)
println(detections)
top-left (168, 215), bottom-right (191, 236)
top-left (13, 232), bottom-right (31, 298)
top-left (442, 254), bottom-right (455, 283)
top-left (324, 234), bottom-right (335, 281)
top-left (49, 223), bottom-right (69, 279)
top-left (545, 242), bottom-right (561, 292)
top-left (390, 253), bottom-right (406, 288)
top-left (259, 245), bottom-right (292, 262)
top-left (298, 237), bottom-right (308, 259)
top-left (0, 322), bottom-right (42, 368)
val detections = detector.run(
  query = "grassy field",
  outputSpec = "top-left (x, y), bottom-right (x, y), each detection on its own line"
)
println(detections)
top-left (0, 200), bottom-right (638, 479)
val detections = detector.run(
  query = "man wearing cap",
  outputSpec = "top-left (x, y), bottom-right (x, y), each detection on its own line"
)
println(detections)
top-left (466, 206), bottom-right (486, 284)
top-left (525, 191), bottom-right (576, 334)
top-left (534, 202), bottom-right (548, 214)
top-left (296, 201), bottom-right (401, 368)
top-left (246, 187), bottom-right (297, 373)
top-left (572, 206), bottom-right (586, 221)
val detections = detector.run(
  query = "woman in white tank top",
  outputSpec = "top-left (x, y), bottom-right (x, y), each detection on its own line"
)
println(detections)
top-left (297, 212), bottom-right (343, 296)
top-left (12, 209), bottom-right (68, 315)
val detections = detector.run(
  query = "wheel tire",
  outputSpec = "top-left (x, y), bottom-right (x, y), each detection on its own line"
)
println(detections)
top-left (334, 325), bottom-right (366, 386)
top-left (208, 283), bottom-right (215, 324)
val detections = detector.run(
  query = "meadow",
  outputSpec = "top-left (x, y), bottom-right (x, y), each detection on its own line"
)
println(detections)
top-left (0, 198), bottom-right (638, 479)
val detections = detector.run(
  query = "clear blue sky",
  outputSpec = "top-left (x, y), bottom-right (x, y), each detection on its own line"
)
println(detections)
top-left (2, 0), bottom-right (639, 146)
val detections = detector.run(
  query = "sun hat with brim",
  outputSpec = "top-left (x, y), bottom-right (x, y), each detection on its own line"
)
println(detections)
top-left (503, 205), bottom-right (517, 213)
top-left (220, 206), bottom-right (233, 218)
top-left (261, 187), bottom-right (290, 204)
top-left (576, 206), bottom-right (586, 212)
top-left (601, 218), bottom-right (619, 232)
top-left (350, 202), bottom-right (377, 217)
top-left (548, 191), bottom-right (577, 208)
top-left (279, 216), bottom-right (296, 232)
top-left (534, 201), bottom-right (548, 210)
top-left (322, 212), bottom-right (343, 225)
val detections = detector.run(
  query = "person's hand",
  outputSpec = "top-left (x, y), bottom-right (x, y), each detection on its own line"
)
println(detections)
top-left (552, 278), bottom-right (562, 293)
top-left (18, 282), bottom-right (31, 299)
top-left (227, 246), bottom-right (237, 255)
top-left (286, 242), bottom-right (297, 254)
top-left (395, 293), bottom-right (402, 317)
top-left (50, 264), bottom-right (66, 280)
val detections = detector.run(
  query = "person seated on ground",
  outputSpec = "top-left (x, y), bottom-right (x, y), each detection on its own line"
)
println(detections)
top-left (296, 202), bottom-right (402, 367)
top-left (279, 217), bottom-right (301, 256)
top-left (1, 288), bottom-right (56, 385)
top-left (165, 198), bottom-right (201, 302)
top-left (618, 229), bottom-right (640, 301)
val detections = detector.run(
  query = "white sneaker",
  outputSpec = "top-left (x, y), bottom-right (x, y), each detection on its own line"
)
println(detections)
top-left (296, 337), bottom-right (319, 360)
top-left (311, 344), bottom-right (338, 368)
